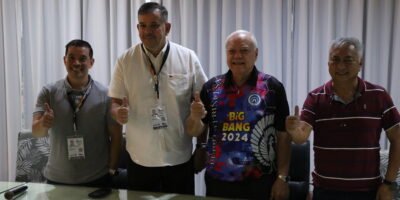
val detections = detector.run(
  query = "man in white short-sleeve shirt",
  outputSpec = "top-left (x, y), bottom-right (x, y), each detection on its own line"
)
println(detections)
top-left (109, 2), bottom-right (207, 194)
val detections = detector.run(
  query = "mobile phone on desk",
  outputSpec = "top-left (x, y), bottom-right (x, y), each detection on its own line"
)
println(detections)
top-left (88, 188), bottom-right (112, 199)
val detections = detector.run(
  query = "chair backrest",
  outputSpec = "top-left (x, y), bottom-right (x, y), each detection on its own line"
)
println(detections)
top-left (15, 130), bottom-right (49, 182)
top-left (15, 131), bottom-right (129, 188)
top-left (288, 141), bottom-right (310, 200)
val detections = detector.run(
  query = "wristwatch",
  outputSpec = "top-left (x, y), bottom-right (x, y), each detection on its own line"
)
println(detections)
top-left (278, 174), bottom-right (290, 183)
top-left (383, 179), bottom-right (398, 191)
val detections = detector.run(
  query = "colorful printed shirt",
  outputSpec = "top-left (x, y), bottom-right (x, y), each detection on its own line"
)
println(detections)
top-left (201, 67), bottom-right (289, 182)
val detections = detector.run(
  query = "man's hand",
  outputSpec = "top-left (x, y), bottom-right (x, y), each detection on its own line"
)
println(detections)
top-left (285, 105), bottom-right (300, 135)
top-left (376, 183), bottom-right (394, 200)
top-left (185, 92), bottom-right (207, 137)
top-left (285, 105), bottom-right (312, 144)
top-left (41, 103), bottom-right (54, 128)
top-left (190, 92), bottom-right (206, 120)
top-left (116, 97), bottom-right (129, 125)
top-left (270, 178), bottom-right (289, 200)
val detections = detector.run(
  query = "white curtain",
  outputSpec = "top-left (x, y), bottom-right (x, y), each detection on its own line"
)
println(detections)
top-left (0, 0), bottom-right (22, 182)
top-left (1, 0), bottom-right (399, 196)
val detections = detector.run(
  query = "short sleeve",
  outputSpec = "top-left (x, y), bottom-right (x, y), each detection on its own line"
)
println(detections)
top-left (270, 79), bottom-right (290, 131)
top-left (381, 91), bottom-right (400, 130)
top-left (33, 86), bottom-right (51, 115)
top-left (300, 93), bottom-right (317, 127)
top-left (191, 52), bottom-right (208, 93)
top-left (108, 58), bottom-right (127, 99)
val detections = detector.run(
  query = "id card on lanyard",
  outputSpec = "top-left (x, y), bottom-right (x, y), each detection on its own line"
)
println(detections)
top-left (66, 82), bottom-right (92, 160)
top-left (141, 43), bottom-right (170, 130)
top-left (67, 135), bottom-right (85, 160)
top-left (151, 101), bottom-right (168, 129)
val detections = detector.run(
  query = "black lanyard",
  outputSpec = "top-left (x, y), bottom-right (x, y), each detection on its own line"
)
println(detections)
top-left (141, 42), bottom-right (170, 99)
top-left (66, 81), bottom-right (93, 132)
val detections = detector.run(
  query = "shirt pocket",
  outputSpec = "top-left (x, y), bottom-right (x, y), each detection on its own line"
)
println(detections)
top-left (168, 74), bottom-right (191, 96)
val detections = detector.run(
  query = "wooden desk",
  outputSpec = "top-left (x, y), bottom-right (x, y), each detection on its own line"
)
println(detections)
top-left (0, 182), bottom-right (224, 200)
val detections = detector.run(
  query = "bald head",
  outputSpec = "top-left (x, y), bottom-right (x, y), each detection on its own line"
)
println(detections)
top-left (225, 30), bottom-right (258, 50)
top-left (225, 30), bottom-right (258, 85)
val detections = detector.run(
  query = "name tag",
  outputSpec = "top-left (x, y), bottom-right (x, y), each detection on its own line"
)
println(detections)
top-left (67, 135), bottom-right (85, 160)
top-left (151, 104), bottom-right (168, 130)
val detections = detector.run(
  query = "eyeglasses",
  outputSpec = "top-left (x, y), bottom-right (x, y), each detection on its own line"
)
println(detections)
top-left (329, 57), bottom-right (358, 65)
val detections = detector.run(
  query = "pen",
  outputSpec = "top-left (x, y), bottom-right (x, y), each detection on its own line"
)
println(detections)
top-left (3, 184), bottom-right (28, 199)
top-left (0, 183), bottom-right (26, 194)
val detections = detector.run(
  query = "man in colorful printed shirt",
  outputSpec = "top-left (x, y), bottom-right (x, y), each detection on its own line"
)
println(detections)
top-left (286, 37), bottom-right (400, 200)
top-left (186, 30), bottom-right (291, 199)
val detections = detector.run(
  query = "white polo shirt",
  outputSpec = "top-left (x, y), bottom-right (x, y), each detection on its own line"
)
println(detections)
top-left (109, 41), bottom-right (207, 167)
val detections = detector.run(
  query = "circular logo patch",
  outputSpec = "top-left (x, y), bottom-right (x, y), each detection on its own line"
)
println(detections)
top-left (248, 94), bottom-right (261, 106)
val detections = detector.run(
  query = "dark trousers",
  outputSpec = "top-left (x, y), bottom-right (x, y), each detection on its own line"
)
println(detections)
top-left (47, 173), bottom-right (111, 188)
top-left (313, 187), bottom-right (377, 200)
top-left (127, 157), bottom-right (194, 195)
top-left (205, 173), bottom-right (274, 200)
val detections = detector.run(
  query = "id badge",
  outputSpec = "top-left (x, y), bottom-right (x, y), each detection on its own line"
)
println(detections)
top-left (151, 103), bottom-right (168, 130)
top-left (67, 135), bottom-right (85, 160)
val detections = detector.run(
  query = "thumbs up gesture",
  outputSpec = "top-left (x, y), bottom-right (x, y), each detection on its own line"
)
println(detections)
top-left (42, 103), bottom-right (54, 128)
top-left (190, 92), bottom-right (207, 120)
top-left (285, 105), bottom-right (300, 134)
top-left (116, 97), bottom-right (129, 125)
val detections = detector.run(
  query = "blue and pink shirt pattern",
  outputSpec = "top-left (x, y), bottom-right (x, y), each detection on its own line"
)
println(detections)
top-left (200, 68), bottom-right (289, 182)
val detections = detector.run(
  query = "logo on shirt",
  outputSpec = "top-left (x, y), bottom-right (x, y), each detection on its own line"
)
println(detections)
top-left (251, 114), bottom-right (277, 173)
top-left (248, 94), bottom-right (261, 106)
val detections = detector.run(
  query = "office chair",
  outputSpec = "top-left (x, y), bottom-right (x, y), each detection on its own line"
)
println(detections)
top-left (288, 141), bottom-right (310, 200)
top-left (15, 130), bottom-right (129, 189)
top-left (15, 130), bottom-right (49, 182)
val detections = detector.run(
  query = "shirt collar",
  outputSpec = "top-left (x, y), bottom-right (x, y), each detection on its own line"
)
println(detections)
top-left (224, 66), bottom-right (258, 88)
top-left (64, 75), bottom-right (93, 92)
top-left (325, 77), bottom-right (365, 104)
top-left (142, 40), bottom-right (169, 59)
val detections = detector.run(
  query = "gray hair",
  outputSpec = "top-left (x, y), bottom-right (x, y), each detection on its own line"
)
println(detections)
top-left (225, 30), bottom-right (258, 49)
top-left (330, 37), bottom-right (363, 59)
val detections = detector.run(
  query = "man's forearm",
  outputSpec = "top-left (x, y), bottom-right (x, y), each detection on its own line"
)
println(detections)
top-left (276, 131), bottom-right (291, 176)
top-left (32, 124), bottom-right (49, 137)
top-left (32, 115), bottom-right (49, 138)
top-left (386, 143), bottom-right (400, 181)
top-left (185, 115), bottom-right (205, 137)
top-left (385, 125), bottom-right (400, 181)
top-left (108, 123), bottom-right (122, 170)
top-left (110, 102), bottom-right (121, 121)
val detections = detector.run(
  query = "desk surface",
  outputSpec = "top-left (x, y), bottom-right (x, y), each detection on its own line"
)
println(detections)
top-left (0, 182), bottom-right (224, 200)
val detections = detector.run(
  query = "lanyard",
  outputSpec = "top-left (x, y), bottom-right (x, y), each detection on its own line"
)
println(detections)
top-left (66, 81), bottom-right (93, 133)
top-left (140, 42), bottom-right (170, 99)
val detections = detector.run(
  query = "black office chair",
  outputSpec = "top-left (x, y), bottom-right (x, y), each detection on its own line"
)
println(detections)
top-left (288, 141), bottom-right (310, 200)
